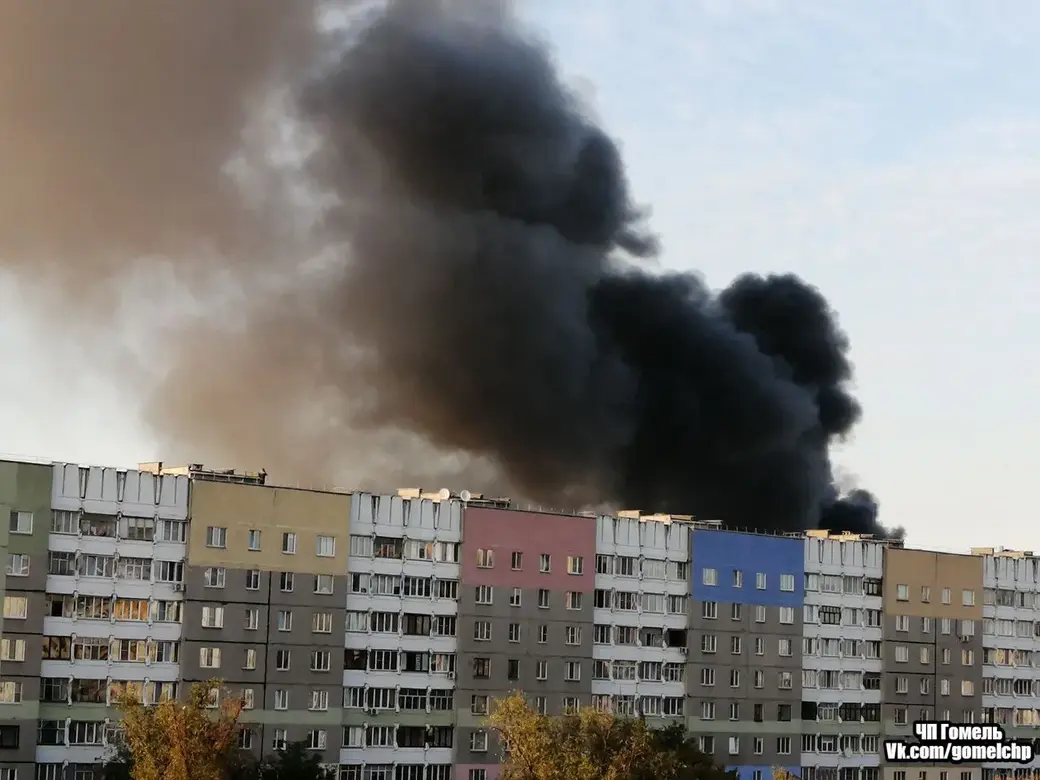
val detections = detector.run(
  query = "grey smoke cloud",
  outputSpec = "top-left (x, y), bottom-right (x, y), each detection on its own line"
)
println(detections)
top-left (0, 0), bottom-right (901, 538)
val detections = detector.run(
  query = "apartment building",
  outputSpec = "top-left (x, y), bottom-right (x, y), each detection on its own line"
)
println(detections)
top-left (455, 506), bottom-right (596, 780)
top-left (976, 547), bottom-right (1040, 780)
top-left (342, 490), bottom-right (462, 780)
top-left (181, 476), bottom-right (351, 765)
top-left (801, 531), bottom-right (886, 780)
top-left (590, 512), bottom-right (690, 729)
top-left (10, 455), bottom-right (1040, 780)
top-left (882, 547), bottom-right (984, 780)
top-left (0, 460), bottom-right (53, 780)
top-left (689, 527), bottom-right (805, 780)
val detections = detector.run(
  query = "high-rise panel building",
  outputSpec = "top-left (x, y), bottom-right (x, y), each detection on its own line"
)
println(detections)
top-left (0, 456), bottom-right (1036, 780)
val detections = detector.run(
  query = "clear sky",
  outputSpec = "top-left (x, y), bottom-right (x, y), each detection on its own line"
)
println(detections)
top-left (1, 0), bottom-right (1037, 554)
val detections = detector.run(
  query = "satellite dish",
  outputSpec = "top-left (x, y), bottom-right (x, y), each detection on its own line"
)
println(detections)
top-left (460, 490), bottom-right (472, 502)
top-left (438, 488), bottom-right (451, 501)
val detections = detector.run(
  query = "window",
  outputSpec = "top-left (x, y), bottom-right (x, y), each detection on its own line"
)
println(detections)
top-left (282, 533), bottom-right (297, 554)
top-left (0, 639), bottom-right (25, 662)
top-left (201, 606), bottom-right (224, 628)
top-left (702, 601), bottom-right (717, 619)
top-left (567, 556), bottom-right (583, 575)
top-left (314, 574), bottom-right (333, 594)
top-left (312, 612), bottom-right (333, 633)
top-left (921, 586), bottom-right (931, 602)
top-left (307, 729), bottom-right (327, 750)
top-left (276, 650), bottom-right (291, 671)
top-left (470, 730), bottom-right (488, 752)
top-left (566, 592), bottom-right (583, 610)
top-left (962, 589), bottom-right (975, 606)
top-left (896, 615), bottom-right (909, 632)
top-left (474, 621), bottom-right (492, 641)
top-left (895, 645), bottom-right (909, 663)
top-left (565, 661), bottom-right (581, 681)
top-left (942, 588), bottom-right (952, 604)
top-left (728, 737), bottom-right (739, 755)
top-left (756, 572), bottom-right (766, 589)
top-left (5, 554), bottom-right (28, 577)
top-left (274, 690), bottom-right (289, 710)
top-left (511, 551), bottom-right (523, 570)
top-left (205, 526), bottom-right (226, 548)
top-left (239, 729), bottom-right (254, 749)
top-left (475, 585), bottom-right (493, 605)
top-left (538, 589), bottom-right (550, 608)
top-left (204, 567), bottom-right (225, 588)
top-left (280, 572), bottom-right (294, 592)
top-left (536, 661), bottom-right (547, 680)
top-left (2, 597), bottom-right (27, 620)
top-left (199, 647), bottom-right (221, 668)
top-left (272, 728), bottom-right (288, 751)
top-left (0, 681), bottom-right (23, 704)
top-left (896, 584), bottom-right (909, 600)
top-left (702, 567), bottom-right (717, 585)
top-left (278, 610), bottom-right (293, 632)
top-left (9, 511), bottom-right (32, 535)
top-left (509, 623), bottom-right (521, 642)
top-left (316, 535), bottom-right (336, 557)
top-left (246, 569), bottom-right (260, 590)
top-left (539, 554), bottom-right (551, 572)
top-left (243, 608), bottom-right (259, 630)
top-left (310, 650), bottom-right (331, 672)
top-left (476, 549), bottom-right (494, 568)
top-left (509, 588), bottom-right (522, 607)
top-left (247, 530), bottom-right (261, 550)
top-left (961, 680), bottom-right (974, 697)
top-left (779, 573), bottom-right (795, 592)
top-left (243, 649), bottom-right (257, 670)
top-left (310, 689), bottom-right (329, 711)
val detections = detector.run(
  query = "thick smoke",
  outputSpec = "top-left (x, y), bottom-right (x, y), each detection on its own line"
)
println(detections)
top-left (0, 0), bottom-right (902, 539)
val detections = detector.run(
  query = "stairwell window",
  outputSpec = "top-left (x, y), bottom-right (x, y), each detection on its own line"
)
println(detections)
top-left (282, 533), bottom-right (297, 554)
top-left (9, 511), bottom-right (32, 535)
top-left (205, 527), bottom-right (226, 548)
top-left (316, 535), bottom-right (336, 557)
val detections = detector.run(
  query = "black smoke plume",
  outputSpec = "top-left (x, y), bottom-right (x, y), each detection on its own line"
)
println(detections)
top-left (0, 0), bottom-right (902, 539)
top-left (303, 0), bottom-right (902, 538)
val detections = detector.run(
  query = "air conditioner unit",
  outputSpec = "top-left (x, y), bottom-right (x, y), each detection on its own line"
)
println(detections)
top-left (172, 584), bottom-right (185, 592)
top-left (447, 672), bottom-right (456, 680)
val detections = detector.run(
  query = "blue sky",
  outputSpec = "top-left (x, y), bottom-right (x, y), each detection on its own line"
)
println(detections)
top-left (2, 1), bottom-right (1039, 553)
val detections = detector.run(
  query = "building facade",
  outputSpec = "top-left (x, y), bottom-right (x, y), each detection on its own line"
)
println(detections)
top-left (0, 456), bottom-right (1038, 780)
top-left (689, 527), bottom-right (805, 780)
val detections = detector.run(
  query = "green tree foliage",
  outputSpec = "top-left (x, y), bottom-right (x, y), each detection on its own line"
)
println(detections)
top-left (257, 741), bottom-right (337, 780)
top-left (487, 693), bottom-right (739, 780)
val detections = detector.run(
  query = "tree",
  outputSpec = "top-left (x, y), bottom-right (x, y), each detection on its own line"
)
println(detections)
top-left (487, 693), bottom-right (738, 780)
top-left (112, 679), bottom-right (246, 780)
top-left (257, 740), bottom-right (337, 780)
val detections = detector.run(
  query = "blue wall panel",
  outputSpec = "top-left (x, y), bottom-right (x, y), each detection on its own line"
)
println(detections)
top-left (690, 529), bottom-right (804, 607)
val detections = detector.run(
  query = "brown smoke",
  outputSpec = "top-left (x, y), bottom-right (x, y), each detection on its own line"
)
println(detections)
top-left (0, 0), bottom-right (318, 278)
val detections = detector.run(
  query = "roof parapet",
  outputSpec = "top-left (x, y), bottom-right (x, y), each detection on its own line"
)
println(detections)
top-left (138, 462), bottom-right (267, 486)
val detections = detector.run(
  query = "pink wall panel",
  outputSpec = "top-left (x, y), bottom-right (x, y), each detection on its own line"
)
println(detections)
top-left (460, 507), bottom-right (596, 591)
